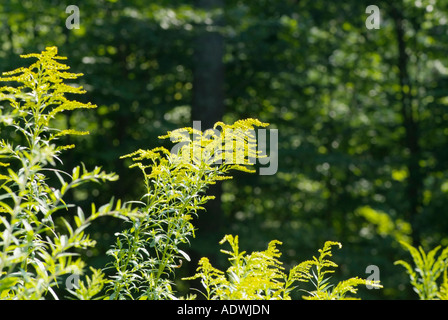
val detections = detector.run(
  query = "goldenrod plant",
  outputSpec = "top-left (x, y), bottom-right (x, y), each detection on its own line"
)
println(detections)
top-left (0, 47), bottom-right (133, 299)
top-left (395, 241), bottom-right (448, 300)
top-left (439, 269), bottom-right (448, 300)
top-left (183, 235), bottom-right (300, 300)
top-left (301, 241), bottom-right (382, 299)
top-left (184, 236), bottom-right (382, 300)
top-left (105, 119), bottom-right (269, 299)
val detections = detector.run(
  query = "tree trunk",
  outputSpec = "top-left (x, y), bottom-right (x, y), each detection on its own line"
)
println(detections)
top-left (391, 4), bottom-right (423, 246)
top-left (192, 0), bottom-right (225, 129)
top-left (191, 0), bottom-right (225, 247)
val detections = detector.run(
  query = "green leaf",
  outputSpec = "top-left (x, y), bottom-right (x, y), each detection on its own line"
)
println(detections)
top-left (177, 249), bottom-right (191, 262)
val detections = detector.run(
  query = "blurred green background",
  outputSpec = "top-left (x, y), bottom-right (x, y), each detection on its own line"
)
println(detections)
top-left (1, 0), bottom-right (448, 299)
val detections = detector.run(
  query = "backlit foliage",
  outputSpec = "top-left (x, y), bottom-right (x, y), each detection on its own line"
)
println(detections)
top-left (184, 237), bottom-right (382, 300)
top-left (302, 241), bottom-right (382, 300)
top-left (395, 241), bottom-right (448, 300)
top-left (106, 119), bottom-right (269, 299)
top-left (159, 119), bottom-right (268, 168)
top-left (0, 46), bottom-right (95, 147)
top-left (0, 47), bottom-right (131, 299)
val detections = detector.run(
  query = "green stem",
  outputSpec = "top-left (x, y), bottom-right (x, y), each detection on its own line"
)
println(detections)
top-left (112, 219), bottom-right (143, 300)
top-left (153, 169), bottom-right (207, 288)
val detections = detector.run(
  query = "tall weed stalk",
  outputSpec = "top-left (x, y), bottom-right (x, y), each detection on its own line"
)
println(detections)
top-left (105, 119), bottom-right (269, 299)
top-left (0, 47), bottom-right (133, 299)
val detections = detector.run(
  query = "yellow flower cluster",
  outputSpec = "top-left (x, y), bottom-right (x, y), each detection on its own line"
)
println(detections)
top-left (0, 46), bottom-right (96, 133)
top-left (160, 118), bottom-right (269, 170)
top-left (184, 237), bottom-right (382, 300)
top-left (121, 119), bottom-right (270, 194)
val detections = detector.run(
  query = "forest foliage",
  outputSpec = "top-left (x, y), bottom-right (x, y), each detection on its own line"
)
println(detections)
top-left (0, 0), bottom-right (448, 299)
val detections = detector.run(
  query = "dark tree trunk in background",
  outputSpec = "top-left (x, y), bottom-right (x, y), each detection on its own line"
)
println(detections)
top-left (192, 0), bottom-right (225, 129)
top-left (391, 3), bottom-right (423, 247)
top-left (191, 0), bottom-right (225, 253)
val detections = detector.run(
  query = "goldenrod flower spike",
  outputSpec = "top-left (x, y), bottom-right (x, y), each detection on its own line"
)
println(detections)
top-left (0, 46), bottom-right (97, 145)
